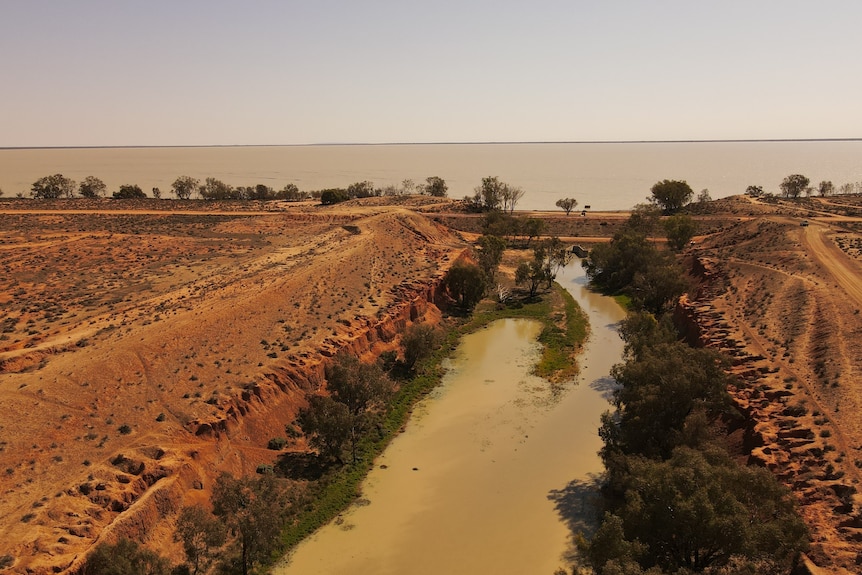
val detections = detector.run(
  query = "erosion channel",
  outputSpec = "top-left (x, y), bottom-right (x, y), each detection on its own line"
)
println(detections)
top-left (273, 262), bottom-right (625, 575)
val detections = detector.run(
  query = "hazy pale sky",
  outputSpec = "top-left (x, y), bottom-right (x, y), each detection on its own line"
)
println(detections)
top-left (2, 1), bottom-right (860, 147)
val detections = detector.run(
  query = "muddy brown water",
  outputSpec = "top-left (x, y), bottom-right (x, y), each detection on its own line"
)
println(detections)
top-left (273, 262), bottom-right (625, 574)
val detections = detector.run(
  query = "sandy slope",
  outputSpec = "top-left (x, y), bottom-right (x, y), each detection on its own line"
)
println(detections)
top-left (0, 201), bottom-right (466, 574)
top-left (683, 197), bottom-right (862, 573)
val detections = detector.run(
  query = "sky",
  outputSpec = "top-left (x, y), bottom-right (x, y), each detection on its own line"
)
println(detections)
top-left (2, 0), bottom-right (861, 147)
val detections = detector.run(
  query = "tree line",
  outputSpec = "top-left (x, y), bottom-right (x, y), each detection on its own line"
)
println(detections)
top-left (23, 174), bottom-right (449, 202)
top-left (572, 213), bottom-right (809, 574)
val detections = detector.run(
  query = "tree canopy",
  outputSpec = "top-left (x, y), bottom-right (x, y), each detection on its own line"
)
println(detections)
top-left (779, 174), bottom-right (810, 198)
top-left (79, 176), bottom-right (107, 198)
top-left (423, 176), bottom-right (448, 197)
top-left (555, 197), bottom-right (578, 215)
top-left (172, 175), bottom-right (199, 200)
top-left (113, 184), bottom-right (146, 199)
top-left (662, 214), bottom-right (697, 251)
top-left (31, 174), bottom-right (76, 199)
top-left (649, 179), bottom-right (693, 214)
top-left (442, 261), bottom-right (486, 310)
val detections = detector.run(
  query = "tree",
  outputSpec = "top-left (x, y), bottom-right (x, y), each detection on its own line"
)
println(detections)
top-left (536, 237), bottom-right (570, 289)
top-left (595, 447), bottom-right (807, 573)
top-left (79, 176), bottom-right (107, 198)
top-left (347, 180), bottom-right (376, 198)
top-left (515, 260), bottom-right (546, 298)
top-left (779, 174), bottom-right (809, 199)
top-left (211, 473), bottom-right (287, 575)
top-left (423, 176), bottom-right (447, 197)
top-left (297, 395), bottom-right (352, 463)
top-left (151, 187), bottom-right (161, 199)
top-left (745, 185), bottom-right (763, 197)
top-left (172, 176), bottom-right (199, 200)
top-left (113, 184), bottom-right (146, 199)
top-left (320, 188), bottom-right (349, 205)
top-left (476, 234), bottom-right (507, 286)
top-left (401, 323), bottom-right (441, 371)
top-left (662, 214), bottom-right (697, 251)
top-left (175, 505), bottom-right (226, 575)
top-left (818, 180), bottom-right (834, 197)
top-left (606, 342), bottom-right (731, 459)
top-left (500, 184), bottom-right (525, 213)
top-left (277, 183), bottom-right (304, 201)
top-left (522, 217), bottom-right (546, 246)
top-left (323, 352), bottom-right (393, 462)
top-left (649, 179), bottom-right (693, 214)
top-left (470, 176), bottom-right (505, 211)
top-left (80, 538), bottom-right (171, 575)
top-left (31, 173), bottom-right (76, 199)
top-left (442, 261), bottom-right (486, 310)
top-left (696, 188), bottom-right (711, 203)
top-left (199, 177), bottom-right (236, 200)
top-left (555, 197), bottom-right (578, 215)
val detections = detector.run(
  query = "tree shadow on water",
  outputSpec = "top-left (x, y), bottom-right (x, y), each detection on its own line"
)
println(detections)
top-left (589, 375), bottom-right (618, 402)
top-left (547, 474), bottom-right (604, 564)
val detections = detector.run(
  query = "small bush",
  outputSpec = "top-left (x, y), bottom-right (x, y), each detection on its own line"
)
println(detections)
top-left (267, 437), bottom-right (287, 450)
top-left (118, 424), bottom-right (132, 435)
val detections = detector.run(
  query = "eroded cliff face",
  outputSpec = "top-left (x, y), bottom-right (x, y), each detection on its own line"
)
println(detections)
top-left (0, 206), bottom-right (469, 574)
top-left (680, 250), bottom-right (862, 573)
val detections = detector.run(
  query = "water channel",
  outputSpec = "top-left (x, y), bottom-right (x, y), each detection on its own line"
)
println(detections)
top-left (273, 262), bottom-right (626, 575)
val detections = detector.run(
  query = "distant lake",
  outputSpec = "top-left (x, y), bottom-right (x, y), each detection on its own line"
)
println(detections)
top-left (1, 141), bottom-right (860, 211)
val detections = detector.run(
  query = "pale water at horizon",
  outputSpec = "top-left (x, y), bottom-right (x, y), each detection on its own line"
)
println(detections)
top-left (1, 141), bottom-right (860, 211)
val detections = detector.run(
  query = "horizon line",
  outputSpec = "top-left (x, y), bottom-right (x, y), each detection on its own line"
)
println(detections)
top-left (1, 137), bottom-right (861, 151)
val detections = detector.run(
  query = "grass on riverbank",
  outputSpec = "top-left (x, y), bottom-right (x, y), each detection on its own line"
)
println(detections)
top-left (276, 283), bottom-right (589, 562)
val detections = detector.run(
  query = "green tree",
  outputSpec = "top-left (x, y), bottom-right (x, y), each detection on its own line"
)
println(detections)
top-left (175, 505), bottom-right (226, 575)
top-left (79, 176), bottom-right (107, 198)
top-left (649, 179), bottom-right (693, 214)
top-left (347, 180), bottom-right (376, 198)
top-left (297, 395), bottom-right (352, 463)
top-left (522, 217), bottom-right (546, 246)
top-left (555, 197), bottom-right (578, 215)
top-left (745, 185), bottom-right (763, 197)
top-left (423, 176), bottom-right (448, 197)
top-left (277, 183), bottom-right (304, 201)
top-left (476, 234), bottom-right (507, 286)
top-left (536, 237), bottom-right (570, 289)
top-left (401, 323), bottom-right (441, 371)
top-left (470, 176), bottom-right (506, 211)
top-left (442, 261), bottom-right (486, 310)
top-left (80, 538), bottom-right (171, 575)
top-left (818, 180), bottom-right (834, 196)
top-left (779, 174), bottom-right (809, 199)
top-left (113, 184), bottom-right (146, 199)
top-left (662, 214), bottom-right (697, 251)
top-left (31, 173), bottom-right (76, 199)
top-left (199, 177), bottom-right (236, 200)
top-left (605, 342), bottom-right (731, 459)
top-left (515, 259), bottom-right (546, 298)
top-left (324, 352), bottom-right (393, 462)
top-left (598, 447), bottom-right (807, 573)
top-left (211, 473), bottom-right (287, 575)
top-left (500, 183), bottom-right (525, 213)
top-left (172, 176), bottom-right (199, 200)
top-left (320, 188), bottom-right (349, 205)
top-left (583, 228), bottom-right (655, 294)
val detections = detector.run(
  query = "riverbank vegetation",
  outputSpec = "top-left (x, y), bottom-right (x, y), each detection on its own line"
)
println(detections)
top-left (572, 214), bottom-right (809, 575)
top-left (79, 235), bottom-right (588, 575)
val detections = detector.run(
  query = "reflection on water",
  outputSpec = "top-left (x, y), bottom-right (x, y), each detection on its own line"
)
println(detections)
top-left (273, 262), bottom-right (625, 575)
